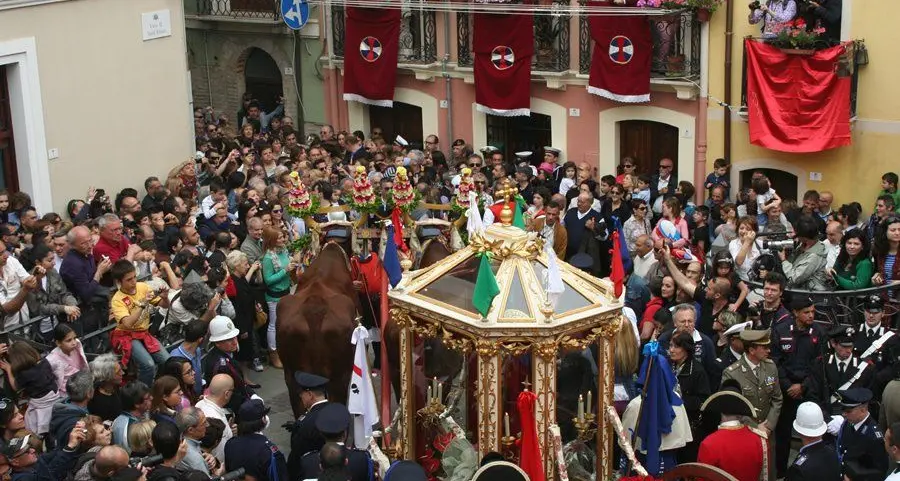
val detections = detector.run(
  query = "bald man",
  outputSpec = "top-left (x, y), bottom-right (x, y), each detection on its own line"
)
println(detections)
top-left (822, 220), bottom-right (843, 270)
top-left (60, 225), bottom-right (112, 335)
top-left (818, 191), bottom-right (834, 222)
top-left (196, 374), bottom-right (236, 462)
top-left (563, 192), bottom-right (606, 270)
top-left (90, 445), bottom-right (129, 480)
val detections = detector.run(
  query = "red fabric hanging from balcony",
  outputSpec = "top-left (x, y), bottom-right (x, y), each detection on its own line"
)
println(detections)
top-left (745, 39), bottom-right (852, 153)
top-left (473, 12), bottom-right (534, 117)
top-left (587, 5), bottom-right (651, 103)
top-left (342, 6), bottom-right (401, 107)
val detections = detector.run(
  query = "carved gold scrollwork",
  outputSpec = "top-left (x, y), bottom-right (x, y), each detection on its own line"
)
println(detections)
top-left (532, 339), bottom-right (558, 361)
top-left (596, 315), bottom-right (624, 339)
top-left (440, 327), bottom-right (472, 353)
top-left (391, 308), bottom-right (413, 329)
top-left (475, 338), bottom-right (501, 357)
top-left (468, 233), bottom-right (545, 261)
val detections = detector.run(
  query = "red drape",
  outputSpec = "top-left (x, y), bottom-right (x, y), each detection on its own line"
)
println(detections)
top-left (610, 230), bottom-right (625, 298)
top-left (745, 39), bottom-right (852, 153)
top-left (517, 390), bottom-right (545, 481)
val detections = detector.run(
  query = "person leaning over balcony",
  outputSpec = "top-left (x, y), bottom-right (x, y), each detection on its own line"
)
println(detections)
top-left (749, 0), bottom-right (798, 39)
top-left (800, 0), bottom-right (842, 45)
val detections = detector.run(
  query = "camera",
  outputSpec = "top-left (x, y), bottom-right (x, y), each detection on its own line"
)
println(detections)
top-left (129, 454), bottom-right (164, 468)
top-left (762, 239), bottom-right (796, 252)
top-left (749, 1), bottom-right (761, 10)
top-left (210, 468), bottom-right (246, 481)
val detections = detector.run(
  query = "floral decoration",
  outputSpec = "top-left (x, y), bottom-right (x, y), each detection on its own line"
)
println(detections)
top-left (347, 165), bottom-right (380, 214)
top-left (390, 166), bottom-right (422, 214)
top-left (285, 171), bottom-right (320, 219)
top-left (769, 18), bottom-right (827, 50)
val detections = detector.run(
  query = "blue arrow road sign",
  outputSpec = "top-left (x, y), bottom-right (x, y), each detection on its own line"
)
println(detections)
top-left (281, 0), bottom-right (308, 30)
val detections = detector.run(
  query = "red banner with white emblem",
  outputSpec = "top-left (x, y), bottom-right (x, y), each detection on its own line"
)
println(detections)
top-left (343, 7), bottom-right (401, 107)
top-left (587, 9), bottom-right (651, 103)
top-left (473, 12), bottom-right (533, 117)
top-left (745, 40), bottom-right (851, 153)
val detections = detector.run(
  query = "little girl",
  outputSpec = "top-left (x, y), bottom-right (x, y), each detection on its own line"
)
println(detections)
top-left (0, 342), bottom-right (59, 435)
top-left (751, 176), bottom-right (780, 227)
top-left (45, 324), bottom-right (89, 398)
top-left (558, 162), bottom-right (577, 196)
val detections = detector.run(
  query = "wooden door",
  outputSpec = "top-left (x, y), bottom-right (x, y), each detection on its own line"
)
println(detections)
top-left (369, 102), bottom-right (423, 147)
top-left (485, 113), bottom-right (552, 165)
top-left (0, 67), bottom-right (17, 192)
top-left (740, 168), bottom-right (798, 201)
top-left (618, 120), bottom-right (679, 179)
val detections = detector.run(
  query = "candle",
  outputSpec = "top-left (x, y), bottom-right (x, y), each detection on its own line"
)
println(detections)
top-left (504, 412), bottom-right (511, 438)
top-left (437, 382), bottom-right (443, 402)
top-left (432, 377), bottom-right (437, 392)
top-left (577, 394), bottom-right (584, 422)
top-left (427, 386), bottom-right (433, 403)
top-left (587, 391), bottom-right (592, 416)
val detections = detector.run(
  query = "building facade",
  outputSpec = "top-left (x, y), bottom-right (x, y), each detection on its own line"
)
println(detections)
top-left (0, 0), bottom-right (193, 214)
top-left (184, 0), bottom-right (327, 135)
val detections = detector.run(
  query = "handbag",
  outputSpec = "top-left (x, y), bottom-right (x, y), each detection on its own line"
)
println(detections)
top-left (254, 304), bottom-right (267, 329)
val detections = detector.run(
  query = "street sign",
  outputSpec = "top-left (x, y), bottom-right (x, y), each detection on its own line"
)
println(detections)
top-left (281, 0), bottom-right (309, 30)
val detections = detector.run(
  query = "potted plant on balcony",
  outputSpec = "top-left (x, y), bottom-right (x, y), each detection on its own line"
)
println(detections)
top-left (685, 0), bottom-right (722, 21)
top-left (768, 18), bottom-right (826, 54)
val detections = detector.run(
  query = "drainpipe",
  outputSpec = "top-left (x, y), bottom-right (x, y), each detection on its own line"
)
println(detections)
top-left (723, 0), bottom-right (735, 162)
top-left (293, 30), bottom-right (306, 130)
top-left (695, 20), bottom-right (710, 205)
top-left (204, 30), bottom-right (213, 108)
top-left (443, 11), bottom-right (453, 148)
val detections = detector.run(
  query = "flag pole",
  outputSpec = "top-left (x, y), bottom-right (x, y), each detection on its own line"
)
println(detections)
top-left (628, 353), bottom-right (654, 475)
top-left (380, 267), bottom-right (391, 447)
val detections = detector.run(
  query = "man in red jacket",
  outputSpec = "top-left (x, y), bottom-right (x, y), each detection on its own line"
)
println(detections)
top-left (698, 382), bottom-right (769, 481)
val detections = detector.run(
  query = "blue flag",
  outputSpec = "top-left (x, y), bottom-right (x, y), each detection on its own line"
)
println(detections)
top-left (634, 341), bottom-right (682, 474)
top-left (383, 225), bottom-right (402, 287)
top-left (612, 216), bottom-right (633, 274)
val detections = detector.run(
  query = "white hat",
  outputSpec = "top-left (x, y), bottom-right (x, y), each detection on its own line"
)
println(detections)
top-left (544, 146), bottom-right (561, 156)
top-left (394, 135), bottom-right (409, 147)
top-left (723, 321), bottom-right (753, 337)
top-left (514, 151), bottom-right (532, 159)
top-left (793, 402), bottom-right (827, 437)
top-left (209, 315), bottom-right (240, 343)
top-left (480, 146), bottom-right (499, 154)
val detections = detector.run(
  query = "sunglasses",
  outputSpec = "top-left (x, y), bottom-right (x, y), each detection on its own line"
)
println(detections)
top-left (624, 164), bottom-right (634, 168)
top-left (470, 163), bottom-right (481, 167)
top-left (272, 209), bottom-right (283, 214)
top-left (660, 165), bottom-right (673, 169)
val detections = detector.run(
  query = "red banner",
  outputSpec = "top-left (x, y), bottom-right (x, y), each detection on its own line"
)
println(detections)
top-left (473, 12), bottom-right (533, 117)
top-left (745, 40), bottom-right (852, 153)
top-left (588, 10), bottom-right (651, 103)
top-left (343, 7), bottom-right (401, 107)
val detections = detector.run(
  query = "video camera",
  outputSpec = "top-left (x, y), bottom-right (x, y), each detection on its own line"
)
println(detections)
top-left (129, 454), bottom-right (164, 468)
top-left (210, 468), bottom-right (246, 481)
top-left (757, 231), bottom-right (796, 253)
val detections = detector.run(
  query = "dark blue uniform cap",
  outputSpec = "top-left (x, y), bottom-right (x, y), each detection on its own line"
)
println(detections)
top-left (237, 399), bottom-right (270, 423)
top-left (315, 403), bottom-right (351, 435)
top-left (569, 253), bottom-right (593, 271)
top-left (789, 297), bottom-right (814, 311)
top-left (294, 371), bottom-right (329, 390)
top-left (837, 387), bottom-right (873, 409)
top-left (384, 461), bottom-right (427, 481)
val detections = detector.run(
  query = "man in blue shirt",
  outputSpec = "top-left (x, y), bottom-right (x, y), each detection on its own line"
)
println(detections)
top-left (170, 320), bottom-right (208, 396)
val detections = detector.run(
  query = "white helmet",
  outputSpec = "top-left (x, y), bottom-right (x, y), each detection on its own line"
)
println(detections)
top-left (208, 315), bottom-right (240, 343)
top-left (793, 401), bottom-right (827, 437)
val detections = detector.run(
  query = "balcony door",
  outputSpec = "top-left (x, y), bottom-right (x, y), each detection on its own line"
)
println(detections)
top-left (618, 120), bottom-right (678, 179)
top-left (486, 113), bottom-right (552, 166)
top-left (369, 102), bottom-right (423, 147)
top-left (0, 66), bottom-right (17, 192)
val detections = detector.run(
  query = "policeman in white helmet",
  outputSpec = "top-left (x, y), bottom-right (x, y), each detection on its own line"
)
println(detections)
top-left (203, 315), bottom-right (261, 412)
top-left (787, 402), bottom-right (840, 481)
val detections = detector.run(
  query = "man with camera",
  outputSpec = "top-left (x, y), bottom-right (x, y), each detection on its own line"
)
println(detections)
top-left (5, 420), bottom-right (86, 481)
top-left (779, 215), bottom-right (829, 291)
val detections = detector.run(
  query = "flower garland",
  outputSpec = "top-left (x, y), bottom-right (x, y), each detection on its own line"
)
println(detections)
top-left (284, 171), bottom-right (321, 219)
top-left (346, 165), bottom-right (380, 215)
top-left (451, 168), bottom-right (475, 214)
top-left (390, 166), bottom-right (422, 214)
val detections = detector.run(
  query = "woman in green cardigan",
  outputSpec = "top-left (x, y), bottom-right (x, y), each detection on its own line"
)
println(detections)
top-left (261, 226), bottom-right (296, 368)
top-left (830, 229), bottom-right (874, 290)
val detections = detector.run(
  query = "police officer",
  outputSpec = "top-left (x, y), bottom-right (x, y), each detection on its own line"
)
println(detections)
top-left (771, 297), bottom-right (827, 477)
top-left (203, 316), bottom-right (259, 413)
top-left (721, 329), bottom-right (782, 435)
top-left (298, 403), bottom-right (373, 481)
top-left (224, 399), bottom-right (287, 481)
top-left (835, 388), bottom-right (889, 481)
top-left (787, 402), bottom-right (841, 481)
top-left (854, 296), bottom-right (890, 358)
top-left (715, 321), bottom-right (751, 375)
top-left (813, 325), bottom-right (873, 418)
top-left (287, 372), bottom-right (331, 479)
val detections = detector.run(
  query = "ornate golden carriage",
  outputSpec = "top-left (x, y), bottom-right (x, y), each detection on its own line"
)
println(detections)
top-left (387, 219), bottom-right (625, 479)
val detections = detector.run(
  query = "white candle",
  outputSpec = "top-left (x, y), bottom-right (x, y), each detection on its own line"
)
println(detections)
top-left (504, 412), bottom-right (511, 437)
top-left (577, 394), bottom-right (584, 422)
top-left (427, 386), bottom-right (433, 403)
top-left (587, 391), bottom-right (592, 416)
top-left (437, 382), bottom-right (443, 402)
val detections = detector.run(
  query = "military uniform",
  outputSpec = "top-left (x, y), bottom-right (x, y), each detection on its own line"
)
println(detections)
top-left (697, 387), bottom-right (769, 481)
top-left (203, 346), bottom-right (256, 413)
top-left (287, 372), bottom-right (331, 481)
top-left (786, 439), bottom-right (842, 481)
top-left (224, 400), bottom-right (287, 481)
top-left (296, 401), bottom-right (373, 481)
top-left (721, 330), bottom-right (783, 430)
top-left (814, 326), bottom-right (875, 417)
top-left (835, 388), bottom-right (890, 481)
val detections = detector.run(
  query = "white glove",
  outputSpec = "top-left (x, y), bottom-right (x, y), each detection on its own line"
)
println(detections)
top-left (827, 415), bottom-right (845, 435)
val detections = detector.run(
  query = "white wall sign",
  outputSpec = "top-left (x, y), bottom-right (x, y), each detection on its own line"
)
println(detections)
top-left (142, 10), bottom-right (172, 41)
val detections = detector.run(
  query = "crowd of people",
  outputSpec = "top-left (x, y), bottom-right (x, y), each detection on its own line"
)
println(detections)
top-left (0, 88), bottom-right (893, 481)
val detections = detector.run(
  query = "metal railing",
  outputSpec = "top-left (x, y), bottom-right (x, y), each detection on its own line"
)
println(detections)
top-left (578, 9), bottom-right (701, 79)
top-left (746, 282), bottom-right (900, 328)
top-left (195, 0), bottom-right (280, 19)
top-left (331, 5), bottom-right (437, 64)
top-left (739, 38), bottom-right (861, 118)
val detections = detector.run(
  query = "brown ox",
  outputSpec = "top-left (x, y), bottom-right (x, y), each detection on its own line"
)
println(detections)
top-left (277, 242), bottom-right (359, 418)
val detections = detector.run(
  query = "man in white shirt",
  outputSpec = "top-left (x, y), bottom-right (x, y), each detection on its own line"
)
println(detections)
top-left (52, 232), bottom-right (69, 273)
top-left (822, 221), bottom-right (842, 270)
top-left (884, 423), bottom-right (900, 481)
top-left (632, 235), bottom-right (658, 281)
top-left (0, 243), bottom-right (37, 329)
top-left (195, 374), bottom-right (235, 463)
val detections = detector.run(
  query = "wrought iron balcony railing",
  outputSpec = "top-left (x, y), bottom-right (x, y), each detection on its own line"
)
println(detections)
top-left (330, 5), bottom-right (438, 64)
top-left (194, 0), bottom-right (280, 19)
top-left (578, 9), bottom-right (700, 79)
top-left (456, 3), bottom-right (571, 73)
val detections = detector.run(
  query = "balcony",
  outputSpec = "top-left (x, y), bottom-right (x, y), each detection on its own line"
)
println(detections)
top-left (193, 0), bottom-right (280, 20)
top-left (331, 5), bottom-right (438, 64)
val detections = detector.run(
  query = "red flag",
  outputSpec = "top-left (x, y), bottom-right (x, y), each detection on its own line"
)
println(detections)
top-left (587, 9), bottom-right (651, 103)
top-left (610, 231), bottom-right (624, 298)
top-left (745, 40), bottom-right (851, 153)
top-left (342, 7), bottom-right (401, 106)
top-left (473, 12), bottom-right (533, 116)
top-left (391, 208), bottom-right (408, 253)
top-left (517, 390), bottom-right (545, 481)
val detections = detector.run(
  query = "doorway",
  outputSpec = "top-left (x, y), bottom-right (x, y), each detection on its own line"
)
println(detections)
top-left (618, 120), bottom-right (678, 178)
top-left (369, 102), bottom-right (424, 147)
top-left (0, 66), bottom-right (17, 192)
top-left (485, 112), bottom-right (552, 165)
top-left (243, 48), bottom-right (283, 113)
top-left (740, 168), bottom-right (798, 202)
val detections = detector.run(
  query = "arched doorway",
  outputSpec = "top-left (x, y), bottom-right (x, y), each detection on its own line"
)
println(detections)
top-left (243, 48), bottom-right (283, 113)
top-left (369, 102), bottom-right (424, 147)
top-left (618, 120), bottom-right (679, 178)
top-left (740, 168), bottom-right (798, 201)
top-left (486, 113), bottom-right (552, 165)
